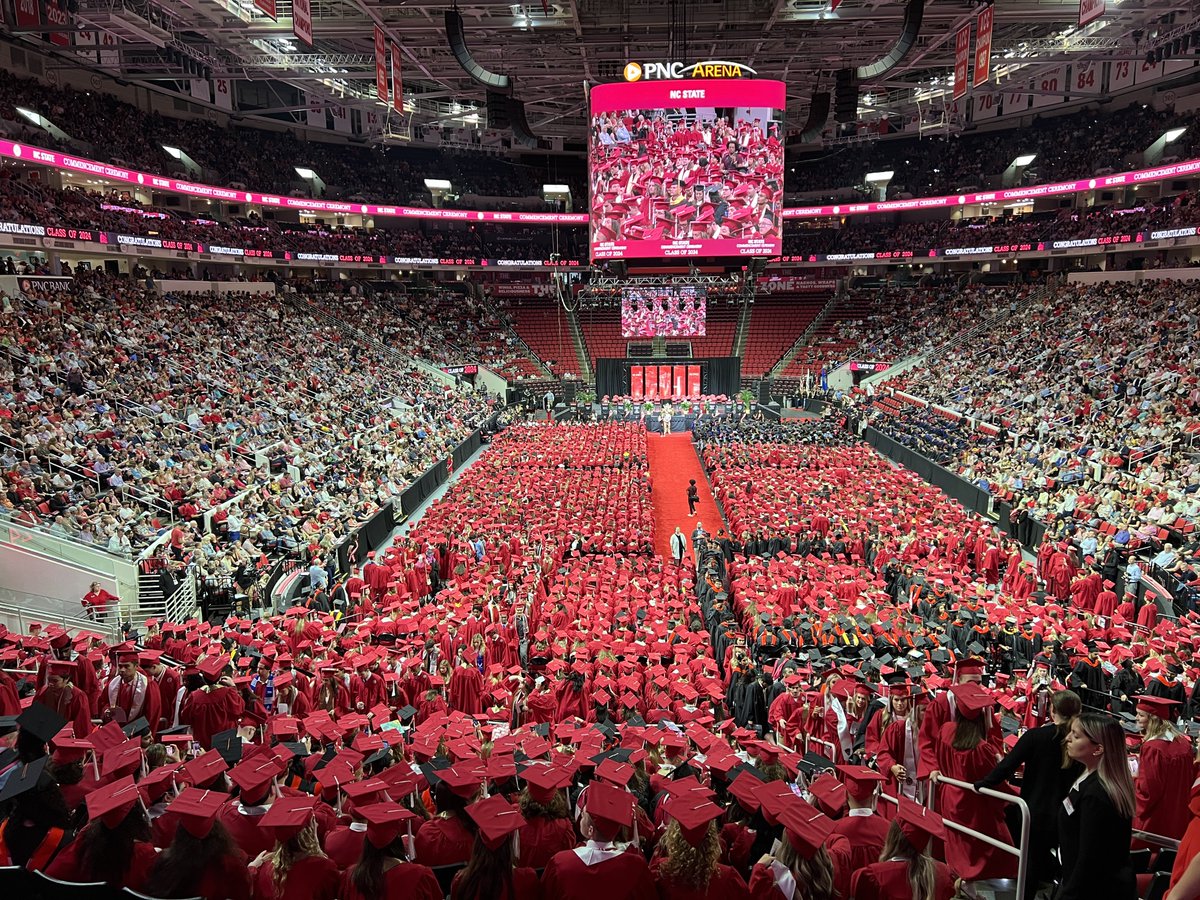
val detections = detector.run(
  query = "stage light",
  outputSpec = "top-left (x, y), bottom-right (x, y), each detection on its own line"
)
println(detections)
top-left (1012, 154), bottom-right (1036, 166)
top-left (294, 167), bottom-right (317, 179)
top-left (163, 145), bottom-right (183, 160)
top-left (864, 170), bottom-right (894, 183)
top-left (424, 178), bottom-right (452, 191)
top-left (1163, 127), bottom-right (1186, 142)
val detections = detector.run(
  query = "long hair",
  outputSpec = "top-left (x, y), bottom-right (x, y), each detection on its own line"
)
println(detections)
top-left (1141, 713), bottom-right (1176, 742)
top-left (76, 805), bottom-right (152, 885)
top-left (351, 836), bottom-right (406, 900)
top-left (1, 776), bottom-right (73, 867)
top-left (270, 819), bottom-right (325, 894)
top-left (656, 819), bottom-right (720, 891)
top-left (455, 831), bottom-right (516, 900)
top-left (143, 820), bottom-right (239, 898)
top-left (879, 820), bottom-right (938, 900)
top-left (950, 714), bottom-right (986, 751)
top-left (1051, 690), bottom-right (1082, 740)
top-left (517, 787), bottom-right (570, 820)
top-left (1073, 713), bottom-right (1136, 819)
top-left (775, 832), bottom-right (836, 900)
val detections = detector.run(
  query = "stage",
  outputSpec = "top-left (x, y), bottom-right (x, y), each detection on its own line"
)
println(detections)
top-left (594, 357), bottom-right (742, 401)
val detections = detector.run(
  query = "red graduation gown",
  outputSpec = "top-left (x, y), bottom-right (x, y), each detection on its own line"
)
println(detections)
top-left (251, 854), bottom-right (340, 900)
top-left (850, 859), bottom-right (957, 900)
top-left (651, 859), bottom-right (750, 900)
top-left (1134, 734), bottom-right (1195, 843)
top-left (44, 837), bottom-right (157, 891)
top-left (448, 665), bottom-right (484, 715)
top-left (542, 847), bottom-right (656, 900)
top-left (34, 684), bottom-right (92, 736)
top-left (339, 862), bottom-right (443, 900)
top-left (414, 816), bottom-right (474, 867)
top-left (718, 823), bottom-right (755, 877)
top-left (517, 816), bottom-right (578, 870)
top-left (829, 811), bottom-right (889, 873)
top-left (218, 800), bottom-right (276, 859)
top-left (188, 851), bottom-right (252, 900)
top-left (179, 685), bottom-right (243, 749)
top-left (933, 722), bottom-right (1017, 881)
top-left (324, 825), bottom-right (366, 871)
top-left (451, 865), bottom-right (541, 900)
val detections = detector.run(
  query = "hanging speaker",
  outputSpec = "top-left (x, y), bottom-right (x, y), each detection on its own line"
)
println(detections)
top-left (855, 0), bottom-right (925, 80)
top-left (835, 70), bottom-right (857, 123)
top-left (508, 98), bottom-right (538, 148)
top-left (445, 10), bottom-right (513, 93)
top-left (486, 91), bottom-right (511, 129)
top-left (798, 92), bottom-right (831, 142)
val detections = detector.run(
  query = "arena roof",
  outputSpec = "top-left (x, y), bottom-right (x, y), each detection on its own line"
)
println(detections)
top-left (14, 0), bottom-right (1200, 145)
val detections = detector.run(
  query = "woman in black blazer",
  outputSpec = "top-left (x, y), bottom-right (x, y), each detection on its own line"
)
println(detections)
top-left (1056, 713), bottom-right (1137, 900)
top-left (977, 690), bottom-right (1083, 900)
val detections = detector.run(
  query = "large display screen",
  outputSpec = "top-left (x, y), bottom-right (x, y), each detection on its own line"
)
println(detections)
top-left (621, 285), bottom-right (706, 337)
top-left (589, 79), bottom-right (786, 261)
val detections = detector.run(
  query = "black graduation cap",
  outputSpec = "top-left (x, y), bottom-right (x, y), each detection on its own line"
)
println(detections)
top-left (159, 725), bottom-right (192, 737)
top-left (211, 728), bottom-right (242, 765)
top-left (122, 717), bottom-right (151, 739)
top-left (0, 716), bottom-right (18, 738)
top-left (877, 653), bottom-right (895, 667)
top-left (417, 758), bottom-right (453, 788)
top-left (281, 741), bottom-right (311, 759)
top-left (593, 721), bottom-right (617, 740)
top-left (930, 650), bottom-right (951, 665)
top-left (0, 756), bottom-right (50, 803)
top-left (396, 705), bottom-right (418, 721)
top-left (1000, 715), bottom-right (1022, 738)
top-left (531, 723), bottom-right (551, 738)
top-left (590, 748), bottom-right (633, 766)
top-left (364, 747), bottom-right (390, 768)
top-left (726, 762), bottom-right (767, 784)
top-left (797, 751), bottom-right (835, 777)
top-left (17, 702), bottom-right (67, 745)
top-left (967, 641), bottom-right (987, 657)
top-left (913, 636), bottom-right (931, 651)
top-left (858, 647), bottom-right (875, 661)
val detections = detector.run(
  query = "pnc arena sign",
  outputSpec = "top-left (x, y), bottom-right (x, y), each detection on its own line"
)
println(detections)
top-left (623, 60), bottom-right (756, 82)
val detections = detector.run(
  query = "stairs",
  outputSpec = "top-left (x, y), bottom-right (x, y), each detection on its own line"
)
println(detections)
top-left (769, 292), bottom-right (840, 377)
top-left (566, 305), bottom-right (593, 382)
top-left (732, 297), bottom-right (753, 357)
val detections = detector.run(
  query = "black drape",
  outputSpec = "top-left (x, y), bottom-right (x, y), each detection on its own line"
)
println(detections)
top-left (595, 357), bottom-right (742, 399)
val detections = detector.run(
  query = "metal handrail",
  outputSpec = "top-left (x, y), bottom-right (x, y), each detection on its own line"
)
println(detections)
top-left (925, 773), bottom-right (1031, 900)
top-left (1131, 829), bottom-right (1181, 851)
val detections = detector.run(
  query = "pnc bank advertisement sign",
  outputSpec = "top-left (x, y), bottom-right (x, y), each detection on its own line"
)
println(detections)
top-left (622, 60), bottom-right (756, 81)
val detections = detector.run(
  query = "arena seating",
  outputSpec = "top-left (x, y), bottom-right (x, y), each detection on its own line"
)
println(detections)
top-left (740, 292), bottom-right (829, 376)
top-left (504, 294), bottom-right (583, 378)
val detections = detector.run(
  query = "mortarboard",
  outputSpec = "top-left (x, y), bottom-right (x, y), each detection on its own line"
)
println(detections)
top-left (86, 774), bottom-right (143, 828)
top-left (950, 683), bottom-right (994, 720)
top-left (259, 795), bottom-right (317, 842)
top-left (0, 756), bottom-right (50, 803)
top-left (438, 765), bottom-right (485, 800)
top-left (181, 749), bottom-right (228, 788)
top-left (359, 801), bottom-right (420, 849)
top-left (897, 796), bottom-right (945, 850)
top-left (585, 779), bottom-right (635, 833)
top-left (1135, 695), bottom-right (1180, 718)
top-left (229, 756), bottom-right (279, 800)
top-left (16, 703), bottom-right (67, 745)
top-left (170, 787), bottom-right (227, 839)
top-left (836, 764), bottom-right (884, 801)
top-left (212, 729), bottom-right (243, 766)
top-left (663, 796), bottom-right (724, 847)
top-left (122, 717), bottom-right (151, 740)
top-left (807, 775), bottom-right (846, 816)
top-left (101, 739), bottom-right (143, 778)
top-left (466, 795), bottom-right (527, 850)
top-left (780, 800), bottom-right (835, 859)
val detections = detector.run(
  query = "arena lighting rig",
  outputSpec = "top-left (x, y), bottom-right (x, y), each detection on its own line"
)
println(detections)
top-left (576, 273), bottom-right (749, 308)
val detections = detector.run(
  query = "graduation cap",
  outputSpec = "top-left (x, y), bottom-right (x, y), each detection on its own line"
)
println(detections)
top-left (170, 787), bottom-right (227, 839)
top-left (359, 801), bottom-right (420, 849)
top-left (0, 756), bottom-right (50, 803)
top-left (101, 739), bottom-right (143, 778)
top-left (663, 796), bottom-right (724, 847)
top-left (585, 780), bottom-right (635, 836)
top-left (466, 795), bottom-right (527, 850)
top-left (0, 717), bottom-right (17, 739)
top-left (396, 705), bottom-right (418, 722)
top-left (897, 796), bottom-right (945, 851)
top-left (122, 717), bottom-right (151, 740)
top-left (259, 795), bottom-right (316, 842)
top-left (807, 775), bottom-right (846, 816)
top-left (86, 774), bottom-right (143, 828)
top-left (797, 751), bottom-right (835, 778)
top-left (781, 802), bottom-right (835, 859)
top-left (16, 703), bottom-right (67, 745)
top-left (212, 729), bottom-right (243, 766)
top-left (181, 749), bottom-right (228, 788)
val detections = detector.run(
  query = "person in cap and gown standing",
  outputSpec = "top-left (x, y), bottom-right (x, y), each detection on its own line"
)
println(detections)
top-left (249, 796), bottom-right (340, 900)
top-left (341, 802), bottom-right (441, 900)
top-left (451, 795), bottom-right (541, 900)
top-left (102, 650), bottom-right (161, 734)
top-left (652, 796), bottom-right (750, 900)
top-left (541, 779), bottom-right (655, 900)
top-left (45, 775), bottom-right (157, 890)
top-left (1133, 695), bottom-right (1194, 846)
top-left (516, 764), bottom-right (578, 869)
top-left (828, 766), bottom-right (888, 874)
top-left (144, 787), bottom-right (252, 900)
top-left (415, 768), bottom-right (482, 867)
top-left (849, 798), bottom-right (957, 900)
top-left (35, 659), bottom-right (92, 737)
top-left (179, 655), bottom-right (243, 750)
top-left (930, 683), bottom-right (1016, 882)
top-left (746, 795), bottom-right (841, 900)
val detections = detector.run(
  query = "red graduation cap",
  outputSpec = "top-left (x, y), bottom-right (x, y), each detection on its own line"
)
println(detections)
top-left (585, 779), bottom-right (635, 834)
top-left (180, 749), bottom-right (228, 788)
top-left (836, 764), bottom-right (884, 802)
top-left (466, 794), bottom-right (527, 850)
top-left (101, 739), bottom-right (143, 778)
top-left (896, 796), bottom-right (946, 851)
top-left (781, 800), bottom-right (834, 859)
top-left (358, 801), bottom-right (420, 849)
top-left (1136, 695), bottom-right (1180, 718)
top-left (950, 682), bottom-right (995, 720)
top-left (663, 796), bottom-right (723, 847)
top-left (521, 764), bottom-right (572, 805)
top-left (259, 795), bottom-right (317, 842)
top-left (807, 775), bottom-right (846, 816)
top-left (170, 787), bottom-right (227, 839)
top-left (86, 774), bottom-right (142, 828)
top-left (228, 756), bottom-right (278, 801)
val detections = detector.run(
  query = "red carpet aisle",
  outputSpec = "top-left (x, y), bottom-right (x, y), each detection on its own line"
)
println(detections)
top-left (646, 433), bottom-right (726, 559)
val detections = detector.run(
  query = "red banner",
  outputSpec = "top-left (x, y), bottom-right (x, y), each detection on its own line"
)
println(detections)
top-left (630, 366), bottom-right (643, 402)
top-left (1078, 0), bottom-right (1104, 25)
top-left (973, 5), bottom-right (993, 88)
top-left (658, 366), bottom-right (672, 401)
top-left (292, 0), bottom-right (312, 45)
top-left (374, 26), bottom-right (388, 103)
top-left (673, 365), bottom-right (686, 401)
top-left (687, 365), bottom-right (701, 399)
top-left (391, 41), bottom-right (404, 115)
top-left (253, 0), bottom-right (277, 19)
top-left (953, 24), bottom-right (971, 99)
top-left (644, 367), bottom-right (658, 401)
top-left (44, 0), bottom-right (69, 45)
top-left (13, 0), bottom-right (40, 28)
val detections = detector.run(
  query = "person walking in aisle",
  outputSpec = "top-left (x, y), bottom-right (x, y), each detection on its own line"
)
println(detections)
top-left (687, 479), bottom-right (699, 516)
top-left (670, 528), bottom-right (687, 568)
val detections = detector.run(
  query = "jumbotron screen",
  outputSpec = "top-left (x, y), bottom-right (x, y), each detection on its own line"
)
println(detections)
top-left (621, 286), bottom-right (706, 337)
top-left (589, 78), bottom-right (786, 261)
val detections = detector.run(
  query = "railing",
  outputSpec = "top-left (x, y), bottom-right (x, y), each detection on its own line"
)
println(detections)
top-left (1, 516), bottom-right (140, 600)
top-left (165, 568), bottom-right (199, 624)
top-left (0, 595), bottom-right (122, 642)
top-left (925, 773), bottom-right (1031, 900)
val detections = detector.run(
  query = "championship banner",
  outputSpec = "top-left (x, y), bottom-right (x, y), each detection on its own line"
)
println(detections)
top-left (687, 365), bottom-right (701, 399)
top-left (1078, 0), bottom-right (1104, 25)
top-left (973, 5), bottom-right (993, 88)
top-left (374, 26), bottom-right (388, 103)
top-left (13, 0), bottom-right (40, 28)
top-left (253, 0), bottom-right (277, 19)
top-left (630, 366), bottom-right (644, 401)
top-left (673, 365), bottom-right (686, 401)
top-left (292, 0), bottom-right (312, 45)
top-left (391, 42), bottom-right (404, 114)
top-left (658, 366), bottom-right (672, 400)
top-left (953, 23), bottom-right (971, 99)
top-left (45, 0), bottom-right (70, 46)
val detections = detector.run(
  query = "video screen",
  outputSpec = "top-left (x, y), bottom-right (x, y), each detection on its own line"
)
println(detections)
top-left (589, 78), bottom-right (786, 261)
top-left (621, 286), bottom-right (706, 337)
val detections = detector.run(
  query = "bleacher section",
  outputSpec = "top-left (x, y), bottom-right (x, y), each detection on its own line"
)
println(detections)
top-left (577, 305), bottom-right (624, 369)
top-left (507, 295), bottom-right (582, 378)
top-left (740, 293), bottom-right (827, 377)
top-left (781, 291), bottom-right (876, 378)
